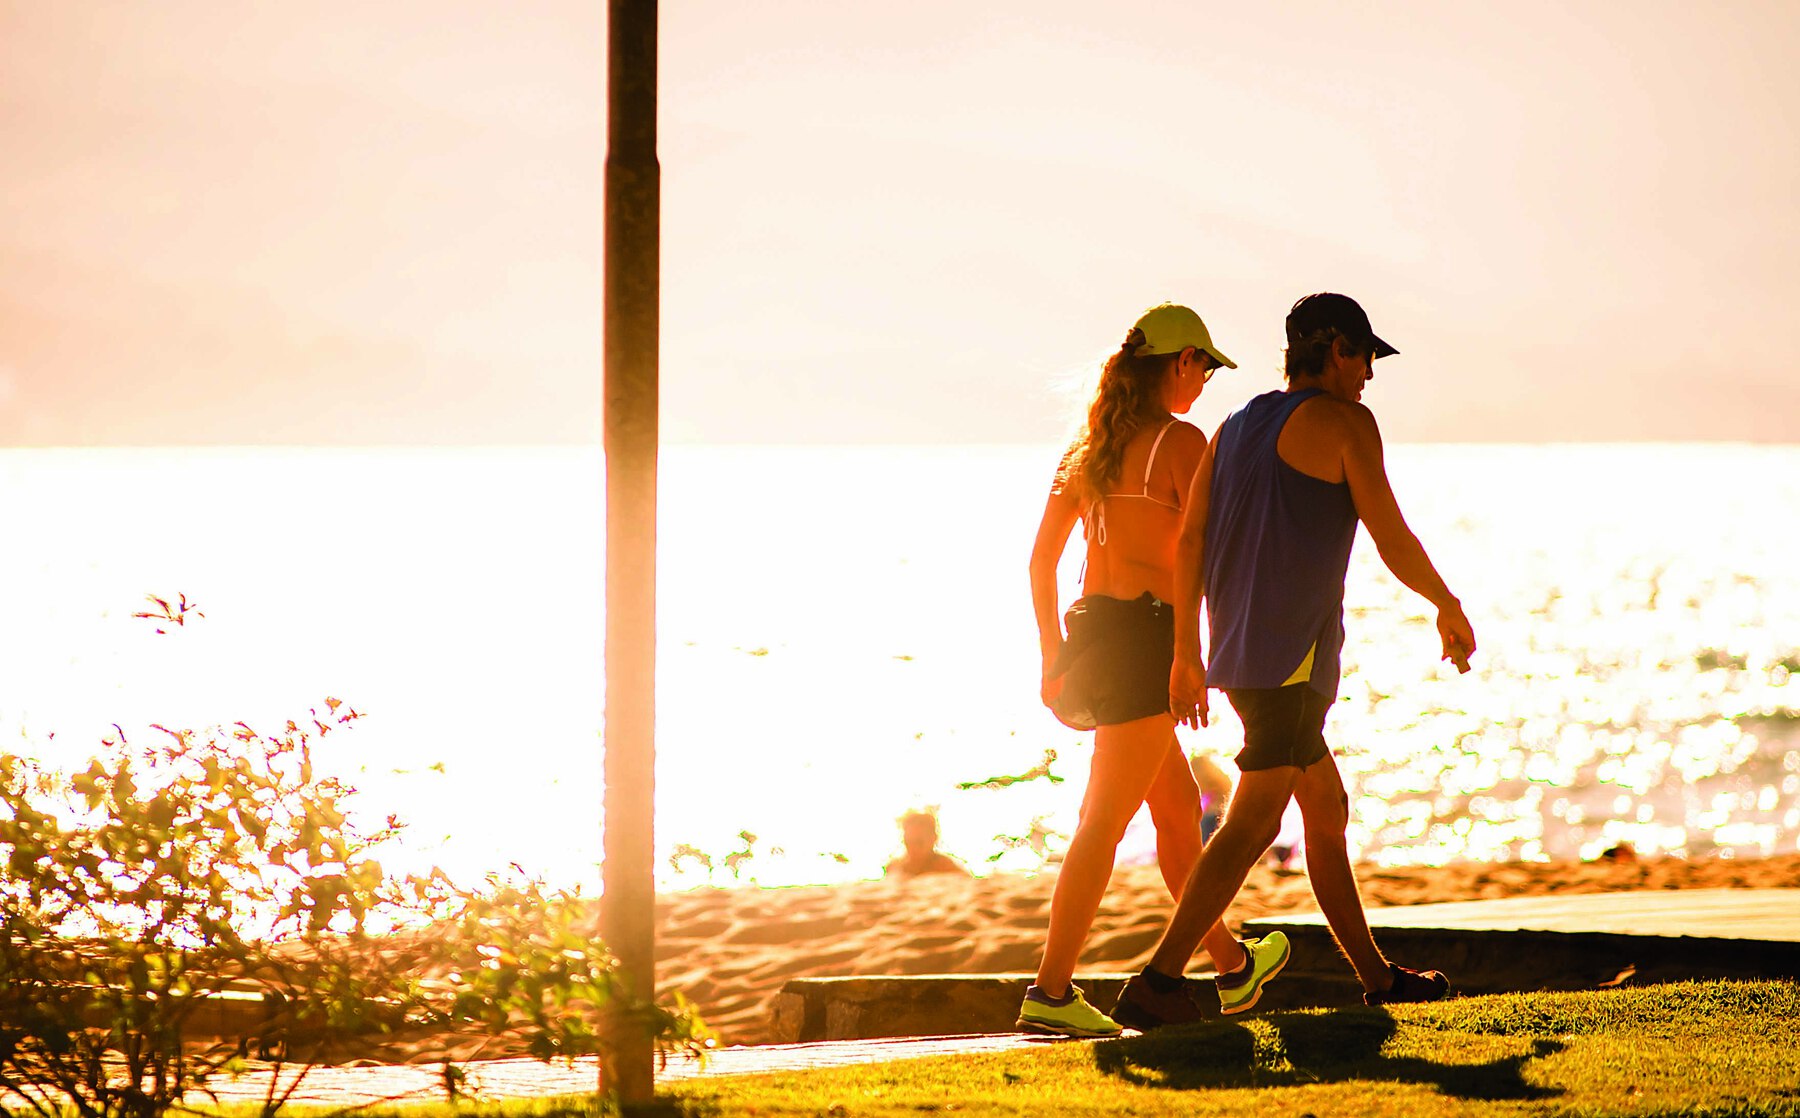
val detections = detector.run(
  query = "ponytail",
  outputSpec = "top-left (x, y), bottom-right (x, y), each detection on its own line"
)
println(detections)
top-left (1058, 328), bottom-right (1178, 501)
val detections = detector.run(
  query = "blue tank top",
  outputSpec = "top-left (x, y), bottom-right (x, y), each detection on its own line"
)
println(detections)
top-left (1204, 388), bottom-right (1359, 698)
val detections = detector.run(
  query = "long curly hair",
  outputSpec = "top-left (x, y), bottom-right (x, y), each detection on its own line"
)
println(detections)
top-left (1055, 328), bottom-right (1179, 502)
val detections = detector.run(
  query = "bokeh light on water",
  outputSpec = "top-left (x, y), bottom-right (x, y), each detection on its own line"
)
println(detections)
top-left (1329, 445), bottom-right (1800, 868)
top-left (0, 444), bottom-right (1794, 890)
top-left (648, 444), bottom-right (1800, 885)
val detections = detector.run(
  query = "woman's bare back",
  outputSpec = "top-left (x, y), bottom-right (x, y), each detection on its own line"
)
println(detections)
top-left (1080, 419), bottom-right (1205, 603)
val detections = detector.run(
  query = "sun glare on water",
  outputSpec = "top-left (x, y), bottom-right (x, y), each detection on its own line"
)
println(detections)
top-left (0, 444), bottom-right (1794, 892)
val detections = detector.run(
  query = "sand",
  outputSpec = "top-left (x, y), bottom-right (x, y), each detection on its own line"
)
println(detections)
top-left (658, 852), bottom-right (1800, 1046)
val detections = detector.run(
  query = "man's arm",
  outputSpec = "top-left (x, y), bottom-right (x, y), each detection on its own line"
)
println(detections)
top-left (1169, 434), bottom-right (1216, 727)
top-left (1029, 490), bottom-right (1081, 704)
top-left (1339, 405), bottom-right (1476, 671)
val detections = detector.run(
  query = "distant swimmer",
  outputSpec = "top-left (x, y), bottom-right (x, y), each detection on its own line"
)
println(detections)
top-left (884, 809), bottom-right (969, 878)
top-left (1017, 302), bottom-right (1291, 1038)
top-left (1189, 751), bottom-right (1233, 843)
top-left (1112, 293), bottom-right (1478, 1030)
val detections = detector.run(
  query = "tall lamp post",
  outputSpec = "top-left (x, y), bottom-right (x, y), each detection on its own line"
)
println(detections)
top-left (601, 0), bottom-right (658, 1105)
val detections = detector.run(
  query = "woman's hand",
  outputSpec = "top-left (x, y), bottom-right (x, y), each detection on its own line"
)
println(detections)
top-left (1039, 640), bottom-right (1065, 708)
top-left (1169, 651), bottom-right (1208, 729)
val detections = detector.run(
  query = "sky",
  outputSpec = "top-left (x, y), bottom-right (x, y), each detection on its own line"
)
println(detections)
top-left (3, 1), bottom-right (1798, 446)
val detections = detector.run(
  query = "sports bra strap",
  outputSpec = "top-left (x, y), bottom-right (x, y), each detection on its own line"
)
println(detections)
top-left (1141, 420), bottom-right (1177, 494)
top-left (1083, 419), bottom-right (1181, 547)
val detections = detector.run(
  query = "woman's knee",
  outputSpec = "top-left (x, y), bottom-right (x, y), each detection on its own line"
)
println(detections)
top-left (1071, 802), bottom-right (1138, 847)
top-left (1144, 781), bottom-right (1200, 826)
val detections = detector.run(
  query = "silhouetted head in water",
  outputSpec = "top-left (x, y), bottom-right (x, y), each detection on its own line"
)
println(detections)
top-left (885, 809), bottom-right (967, 878)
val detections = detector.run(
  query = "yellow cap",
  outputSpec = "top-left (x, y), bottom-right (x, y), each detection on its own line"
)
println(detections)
top-left (1132, 303), bottom-right (1237, 369)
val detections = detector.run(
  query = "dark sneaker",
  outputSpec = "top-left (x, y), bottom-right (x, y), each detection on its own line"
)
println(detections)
top-left (1016, 984), bottom-right (1122, 1038)
top-left (1111, 971), bottom-right (1206, 1032)
top-left (1364, 963), bottom-right (1450, 1006)
top-left (1217, 932), bottom-right (1291, 1016)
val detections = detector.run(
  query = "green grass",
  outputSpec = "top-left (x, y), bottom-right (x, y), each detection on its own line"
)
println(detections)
top-left (234, 982), bottom-right (1798, 1118)
top-left (660, 980), bottom-right (1800, 1118)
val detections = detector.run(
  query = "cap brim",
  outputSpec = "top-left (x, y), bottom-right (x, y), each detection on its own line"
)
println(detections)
top-left (1371, 334), bottom-right (1398, 359)
top-left (1203, 346), bottom-right (1238, 370)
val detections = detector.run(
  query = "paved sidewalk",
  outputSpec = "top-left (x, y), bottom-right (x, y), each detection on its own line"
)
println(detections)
top-left (202, 1033), bottom-right (1071, 1108)
top-left (1252, 888), bottom-right (1800, 939)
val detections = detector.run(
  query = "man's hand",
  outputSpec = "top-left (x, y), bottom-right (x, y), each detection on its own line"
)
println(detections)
top-left (1437, 601), bottom-right (1476, 673)
top-left (1170, 652), bottom-right (1209, 729)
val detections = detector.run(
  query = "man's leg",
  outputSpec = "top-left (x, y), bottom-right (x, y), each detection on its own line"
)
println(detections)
top-left (1290, 752), bottom-right (1389, 991)
top-left (1142, 766), bottom-right (1300, 979)
top-left (1291, 751), bottom-right (1452, 1002)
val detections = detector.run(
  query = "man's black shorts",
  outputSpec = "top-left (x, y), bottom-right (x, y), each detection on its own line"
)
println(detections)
top-left (1226, 684), bottom-right (1333, 771)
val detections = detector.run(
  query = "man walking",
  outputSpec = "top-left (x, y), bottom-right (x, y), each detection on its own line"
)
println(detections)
top-left (1112, 293), bottom-right (1477, 1028)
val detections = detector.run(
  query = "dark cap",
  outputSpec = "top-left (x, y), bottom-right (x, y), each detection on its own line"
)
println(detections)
top-left (1285, 293), bottom-right (1398, 359)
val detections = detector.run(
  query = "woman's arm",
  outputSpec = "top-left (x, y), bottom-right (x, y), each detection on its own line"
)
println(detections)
top-left (1029, 488), bottom-right (1081, 702)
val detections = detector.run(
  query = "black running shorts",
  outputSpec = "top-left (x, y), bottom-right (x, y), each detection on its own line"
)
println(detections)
top-left (1226, 683), bottom-right (1333, 771)
top-left (1047, 592), bottom-right (1174, 730)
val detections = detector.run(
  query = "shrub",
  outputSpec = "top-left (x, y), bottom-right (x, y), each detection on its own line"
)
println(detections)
top-left (0, 608), bottom-right (706, 1116)
top-left (0, 707), bottom-right (413, 1117)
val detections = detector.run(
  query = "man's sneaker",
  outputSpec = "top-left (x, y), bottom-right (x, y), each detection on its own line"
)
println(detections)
top-left (1016, 984), bottom-right (1122, 1038)
top-left (1111, 970), bottom-right (1207, 1032)
top-left (1216, 932), bottom-right (1291, 1016)
top-left (1364, 962), bottom-right (1450, 1006)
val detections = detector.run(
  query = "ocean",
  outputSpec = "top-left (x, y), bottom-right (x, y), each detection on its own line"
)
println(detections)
top-left (1, 444), bottom-right (1795, 891)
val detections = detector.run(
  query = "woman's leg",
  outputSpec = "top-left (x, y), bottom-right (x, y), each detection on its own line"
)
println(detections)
top-left (1143, 740), bottom-right (1247, 974)
top-left (1142, 737), bottom-right (1201, 897)
top-left (1032, 714), bottom-right (1172, 998)
top-left (1144, 767), bottom-right (1300, 978)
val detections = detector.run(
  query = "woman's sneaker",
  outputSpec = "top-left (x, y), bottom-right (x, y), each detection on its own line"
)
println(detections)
top-left (1364, 962), bottom-right (1450, 1006)
top-left (1016, 984), bottom-right (1123, 1037)
top-left (1216, 932), bottom-right (1291, 1015)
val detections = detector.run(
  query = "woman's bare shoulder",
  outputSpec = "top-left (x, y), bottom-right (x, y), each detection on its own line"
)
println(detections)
top-left (1151, 420), bottom-right (1210, 489)
top-left (1160, 418), bottom-right (1211, 460)
top-left (1165, 418), bottom-right (1210, 445)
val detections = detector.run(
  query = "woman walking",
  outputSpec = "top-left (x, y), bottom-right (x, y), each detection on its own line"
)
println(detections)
top-left (1018, 303), bottom-right (1290, 1037)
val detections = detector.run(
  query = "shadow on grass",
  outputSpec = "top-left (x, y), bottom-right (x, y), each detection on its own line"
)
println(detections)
top-left (1093, 1007), bottom-right (1563, 1102)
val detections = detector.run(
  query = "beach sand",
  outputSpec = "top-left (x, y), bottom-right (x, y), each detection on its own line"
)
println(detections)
top-left (658, 852), bottom-right (1800, 1046)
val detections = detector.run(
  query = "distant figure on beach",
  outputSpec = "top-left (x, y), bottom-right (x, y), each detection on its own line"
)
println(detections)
top-left (884, 809), bottom-right (968, 878)
top-left (1017, 302), bottom-right (1292, 1038)
top-left (1189, 751), bottom-right (1233, 844)
top-left (1111, 293), bottom-right (1477, 1030)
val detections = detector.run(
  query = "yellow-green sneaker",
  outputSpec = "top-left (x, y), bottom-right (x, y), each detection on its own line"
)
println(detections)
top-left (1016, 983), bottom-right (1123, 1037)
top-left (1217, 932), bottom-right (1290, 1016)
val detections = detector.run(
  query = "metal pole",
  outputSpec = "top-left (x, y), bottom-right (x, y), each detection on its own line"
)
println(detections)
top-left (601, 0), bottom-right (658, 1105)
